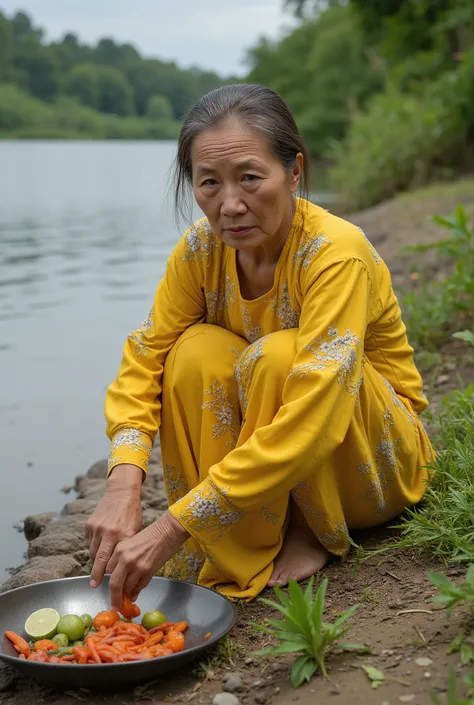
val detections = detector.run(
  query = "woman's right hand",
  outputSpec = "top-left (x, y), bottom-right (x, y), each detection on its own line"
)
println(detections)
top-left (86, 464), bottom-right (143, 589)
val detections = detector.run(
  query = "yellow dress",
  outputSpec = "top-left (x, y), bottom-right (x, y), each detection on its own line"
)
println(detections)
top-left (105, 198), bottom-right (434, 600)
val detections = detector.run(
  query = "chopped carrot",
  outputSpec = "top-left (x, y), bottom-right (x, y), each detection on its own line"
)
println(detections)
top-left (205, 632), bottom-right (212, 639)
top-left (119, 594), bottom-right (141, 620)
top-left (4, 631), bottom-right (30, 658)
top-left (164, 630), bottom-right (185, 653)
top-left (34, 639), bottom-right (58, 653)
top-left (93, 610), bottom-right (121, 630)
top-left (173, 621), bottom-right (188, 633)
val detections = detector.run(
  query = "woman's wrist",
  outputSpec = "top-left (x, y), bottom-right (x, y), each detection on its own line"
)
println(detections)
top-left (107, 463), bottom-right (143, 495)
top-left (151, 512), bottom-right (190, 549)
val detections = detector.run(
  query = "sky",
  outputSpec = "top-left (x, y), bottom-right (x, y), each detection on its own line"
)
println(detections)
top-left (0, 0), bottom-right (298, 76)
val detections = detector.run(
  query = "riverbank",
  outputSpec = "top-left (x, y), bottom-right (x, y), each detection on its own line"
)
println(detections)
top-left (1, 176), bottom-right (474, 704)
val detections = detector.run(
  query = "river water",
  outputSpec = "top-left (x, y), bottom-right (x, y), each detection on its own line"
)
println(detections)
top-left (0, 141), bottom-right (185, 580)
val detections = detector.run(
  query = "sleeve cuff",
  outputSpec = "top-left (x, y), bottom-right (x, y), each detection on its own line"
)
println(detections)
top-left (168, 476), bottom-right (245, 547)
top-left (107, 427), bottom-right (153, 476)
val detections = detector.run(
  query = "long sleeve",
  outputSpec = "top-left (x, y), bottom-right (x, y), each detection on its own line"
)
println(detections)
top-left (105, 229), bottom-right (206, 475)
top-left (169, 256), bottom-right (378, 545)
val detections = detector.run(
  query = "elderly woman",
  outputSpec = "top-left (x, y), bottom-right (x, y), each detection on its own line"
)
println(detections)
top-left (86, 84), bottom-right (433, 607)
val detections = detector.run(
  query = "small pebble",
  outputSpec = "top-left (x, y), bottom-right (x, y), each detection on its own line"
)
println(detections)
top-left (399, 696), bottom-right (415, 703)
top-left (254, 694), bottom-right (267, 705)
top-left (404, 671), bottom-right (412, 676)
top-left (274, 688), bottom-right (280, 695)
top-left (424, 672), bottom-right (432, 679)
top-left (223, 673), bottom-right (245, 694)
top-left (245, 658), bottom-right (253, 666)
top-left (213, 694), bottom-right (240, 705)
top-left (252, 680), bottom-right (264, 689)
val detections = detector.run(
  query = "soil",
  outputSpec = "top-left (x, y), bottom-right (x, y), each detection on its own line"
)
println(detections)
top-left (1, 177), bottom-right (474, 705)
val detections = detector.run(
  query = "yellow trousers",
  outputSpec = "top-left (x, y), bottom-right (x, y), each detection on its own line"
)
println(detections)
top-left (159, 324), bottom-right (433, 599)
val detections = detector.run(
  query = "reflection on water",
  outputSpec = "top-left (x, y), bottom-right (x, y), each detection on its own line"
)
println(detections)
top-left (0, 141), bottom-right (183, 579)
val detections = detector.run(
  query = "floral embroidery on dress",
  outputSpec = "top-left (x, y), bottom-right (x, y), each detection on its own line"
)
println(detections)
top-left (291, 481), bottom-right (350, 556)
top-left (128, 308), bottom-right (154, 358)
top-left (177, 478), bottom-right (245, 539)
top-left (272, 282), bottom-right (300, 330)
top-left (160, 542), bottom-right (206, 583)
top-left (357, 227), bottom-right (381, 264)
top-left (181, 219), bottom-right (220, 264)
top-left (202, 381), bottom-right (239, 447)
top-left (234, 335), bottom-right (269, 416)
top-left (260, 504), bottom-right (278, 525)
top-left (242, 305), bottom-right (263, 343)
top-left (381, 376), bottom-right (417, 425)
top-left (205, 276), bottom-right (236, 323)
top-left (290, 325), bottom-right (360, 394)
top-left (163, 464), bottom-right (189, 504)
top-left (108, 428), bottom-right (152, 471)
top-left (292, 232), bottom-right (330, 269)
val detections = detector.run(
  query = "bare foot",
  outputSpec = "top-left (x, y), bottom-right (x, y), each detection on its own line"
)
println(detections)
top-left (268, 501), bottom-right (330, 587)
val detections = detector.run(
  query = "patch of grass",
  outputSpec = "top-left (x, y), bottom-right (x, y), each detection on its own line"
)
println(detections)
top-left (252, 577), bottom-right (369, 687)
top-left (360, 587), bottom-right (380, 605)
top-left (194, 635), bottom-right (241, 679)
top-left (430, 668), bottom-right (472, 705)
top-left (401, 205), bottom-right (474, 351)
top-left (394, 381), bottom-right (474, 563)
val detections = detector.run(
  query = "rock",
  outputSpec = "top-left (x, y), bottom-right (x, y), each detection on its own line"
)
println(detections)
top-left (244, 658), bottom-right (253, 666)
top-left (213, 694), bottom-right (240, 705)
top-left (274, 688), bottom-right (280, 695)
top-left (223, 673), bottom-right (245, 693)
top-left (28, 531), bottom-right (86, 558)
top-left (23, 512), bottom-right (56, 541)
top-left (76, 479), bottom-right (106, 501)
top-left (1, 555), bottom-right (81, 591)
top-left (254, 695), bottom-right (267, 705)
top-left (73, 550), bottom-right (90, 566)
top-left (0, 663), bottom-right (15, 691)
top-left (252, 680), bottom-right (264, 689)
top-left (61, 498), bottom-right (99, 516)
top-left (435, 374), bottom-right (450, 386)
top-left (42, 514), bottom-right (89, 537)
top-left (399, 696), bottom-right (415, 703)
top-left (86, 459), bottom-right (108, 480)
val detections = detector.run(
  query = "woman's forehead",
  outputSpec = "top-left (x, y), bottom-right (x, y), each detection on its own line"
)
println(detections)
top-left (191, 122), bottom-right (274, 169)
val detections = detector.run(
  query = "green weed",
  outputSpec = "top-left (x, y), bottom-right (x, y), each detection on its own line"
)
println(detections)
top-left (252, 577), bottom-right (369, 687)
top-left (430, 668), bottom-right (473, 705)
top-left (401, 205), bottom-right (474, 351)
top-left (194, 635), bottom-right (240, 678)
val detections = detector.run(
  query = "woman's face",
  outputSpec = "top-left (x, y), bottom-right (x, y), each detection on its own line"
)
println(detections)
top-left (191, 118), bottom-right (302, 252)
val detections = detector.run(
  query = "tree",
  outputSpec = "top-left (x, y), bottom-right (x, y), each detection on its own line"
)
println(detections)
top-left (14, 45), bottom-right (59, 101)
top-left (0, 12), bottom-right (14, 80)
top-left (63, 63), bottom-right (100, 108)
top-left (147, 94), bottom-right (173, 121)
top-left (96, 65), bottom-right (134, 116)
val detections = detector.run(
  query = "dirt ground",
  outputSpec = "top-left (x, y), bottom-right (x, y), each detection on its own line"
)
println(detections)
top-left (2, 178), bottom-right (474, 705)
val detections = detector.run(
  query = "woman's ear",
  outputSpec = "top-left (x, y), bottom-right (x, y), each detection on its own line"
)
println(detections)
top-left (290, 153), bottom-right (303, 193)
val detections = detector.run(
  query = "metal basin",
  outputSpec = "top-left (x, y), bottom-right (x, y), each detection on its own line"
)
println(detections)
top-left (0, 575), bottom-right (237, 688)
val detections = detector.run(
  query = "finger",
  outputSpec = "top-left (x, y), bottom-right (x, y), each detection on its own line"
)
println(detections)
top-left (90, 539), bottom-right (115, 588)
top-left (89, 533), bottom-right (101, 562)
top-left (109, 564), bottom-right (127, 612)
top-left (105, 549), bottom-right (120, 576)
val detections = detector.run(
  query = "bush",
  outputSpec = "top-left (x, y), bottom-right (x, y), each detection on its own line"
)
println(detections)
top-left (330, 53), bottom-right (474, 211)
top-left (0, 82), bottom-right (52, 130)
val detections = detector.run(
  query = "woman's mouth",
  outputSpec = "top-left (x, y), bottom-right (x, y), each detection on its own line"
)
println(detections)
top-left (227, 226), bottom-right (255, 235)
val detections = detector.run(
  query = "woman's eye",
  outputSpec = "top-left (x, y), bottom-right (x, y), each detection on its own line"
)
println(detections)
top-left (202, 178), bottom-right (218, 187)
top-left (242, 174), bottom-right (259, 182)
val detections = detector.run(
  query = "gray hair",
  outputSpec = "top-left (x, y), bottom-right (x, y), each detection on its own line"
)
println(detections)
top-left (172, 83), bottom-right (311, 224)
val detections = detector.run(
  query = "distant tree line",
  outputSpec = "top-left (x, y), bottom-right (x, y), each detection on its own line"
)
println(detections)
top-left (0, 10), bottom-right (231, 138)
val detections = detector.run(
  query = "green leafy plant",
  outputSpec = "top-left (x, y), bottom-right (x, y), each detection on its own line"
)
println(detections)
top-left (401, 205), bottom-right (474, 351)
top-left (430, 668), bottom-right (473, 705)
top-left (429, 565), bottom-right (474, 614)
top-left (253, 577), bottom-right (369, 687)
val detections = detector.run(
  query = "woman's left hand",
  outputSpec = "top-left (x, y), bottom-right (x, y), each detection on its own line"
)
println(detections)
top-left (106, 511), bottom-right (189, 610)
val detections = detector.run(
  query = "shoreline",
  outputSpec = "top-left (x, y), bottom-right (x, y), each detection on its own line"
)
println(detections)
top-left (1, 446), bottom-right (167, 594)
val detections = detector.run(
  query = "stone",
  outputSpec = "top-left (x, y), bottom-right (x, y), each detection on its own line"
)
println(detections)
top-left (76, 479), bottom-right (106, 501)
top-left (254, 695), bottom-right (267, 704)
top-left (61, 498), bottom-right (99, 516)
top-left (252, 680), bottom-right (264, 689)
top-left (42, 514), bottom-right (88, 538)
top-left (0, 663), bottom-right (15, 692)
top-left (223, 673), bottom-right (245, 693)
top-left (86, 459), bottom-right (108, 480)
top-left (28, 532), bottom-right (86, 558)
top-left (73, 550), bottom-right (91, 566)
top-left (213, 694), bottom-right (240, 705)
top-left (23, 512), bottom-right (56, 541)
top-left (1, 555), bottom-right (81, 591)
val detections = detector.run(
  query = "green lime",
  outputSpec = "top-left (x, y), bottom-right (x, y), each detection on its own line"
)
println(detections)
top-left (52, 633), bottom-right (69, 648)
top-left (24, 608), bottom-right (60, 641)
top-left (141, 610), bottom-right (167, 631)
top-left (80, 614), bottom-right (93, 629)
top-left (71, 640), bottom-right (84, 647)
top-left (56, 615), bottom-right (85, 642)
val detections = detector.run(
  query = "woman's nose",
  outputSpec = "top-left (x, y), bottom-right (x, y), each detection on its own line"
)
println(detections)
top-left (221, 188), bottom-right (247, 217)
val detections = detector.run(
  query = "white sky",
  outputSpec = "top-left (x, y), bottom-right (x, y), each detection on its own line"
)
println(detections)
top-left (0, 0), bottom-right (298, 75)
